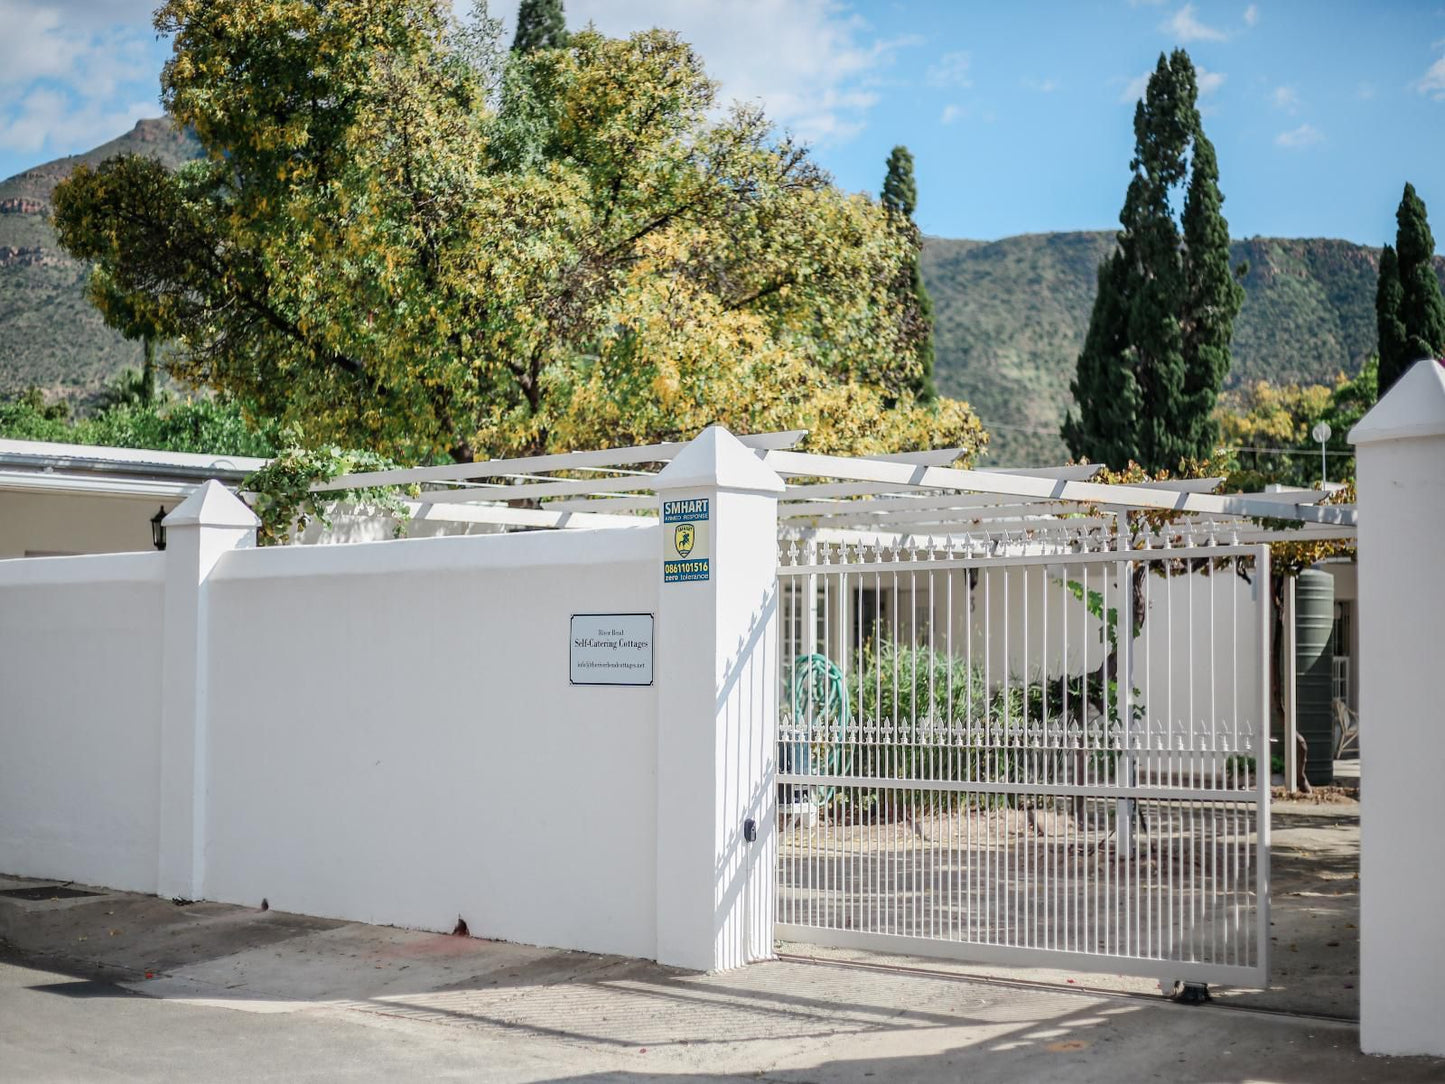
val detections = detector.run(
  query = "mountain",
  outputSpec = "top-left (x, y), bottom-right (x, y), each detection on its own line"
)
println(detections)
top-left (923, 232), bottom-right (1445, 465)
top-left (3, 122), bottom-right (1440, 464)
top-left (0, 120), bottom-right (202, 400)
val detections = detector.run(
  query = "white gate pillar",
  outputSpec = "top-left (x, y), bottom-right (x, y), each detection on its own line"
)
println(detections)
top-left (157, 480), bottom-right (259, 901)
top-left (653, 426), bottom-right (785, 971)
top-left (1350, 358), bottom-right (1445, 1057)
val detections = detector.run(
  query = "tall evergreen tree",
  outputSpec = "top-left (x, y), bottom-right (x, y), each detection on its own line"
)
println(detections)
top-left (1064, 50), bottom-right (1243, 471)
top-left (1381, 182), bottom-right (1445, 394)
top-left (512, 0), bottom-right (567, 53)
top-left (1375, 243), bottom-right (1408, 392)
top-left (881, 146), bottom-right (936, 402)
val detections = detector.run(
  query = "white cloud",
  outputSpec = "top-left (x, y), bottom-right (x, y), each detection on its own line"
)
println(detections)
top-left (1023, 77), bottom-right (1060, 93)
top-left (0, 1), bottom-right (162, 161)
top-left (1243, 4), bottom-right (1259, 27)
top-left (1417, 51), bottom-right (1445, 101)
top-left (927, 50), bottom-right (973, 89)
top-left (566, 0), bottom-right (917, 146)
top-left (1358, 81), bottom-right (1377, 100)
top-left (1272, 84), bottom-right (1299, 112)
top-left (1197, 65), bottom-right (1226, 95)
top-left (1275, 123), bottom-right (1323, 149)
top-left (1119, 72), bottom-right (1151, 104)
top-left (1162, 3), bottom-right (1228, 43)
top-left (940, 104), bottom-right (963, 125)
top-left (0, 85), bottom-right (152, 155)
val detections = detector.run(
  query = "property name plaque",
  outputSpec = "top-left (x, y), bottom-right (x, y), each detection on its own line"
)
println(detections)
top-left (569, 613), bottom-right (654, 686)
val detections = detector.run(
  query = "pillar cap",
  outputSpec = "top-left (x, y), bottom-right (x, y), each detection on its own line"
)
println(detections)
top-left (655, 426), bottom-right (786, 495)
top-left (163, 479), bottom-right (261, 529)
top-left (1350, 358), bottom-right (1445, 446)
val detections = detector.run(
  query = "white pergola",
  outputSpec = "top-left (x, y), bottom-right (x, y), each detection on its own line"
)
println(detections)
top-left (314, 429), bottom-right (1357, 544)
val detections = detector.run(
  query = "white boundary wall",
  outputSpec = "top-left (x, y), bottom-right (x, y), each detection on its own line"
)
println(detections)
top-left (203, 527), bottom-right (661, 958)
top-left (0, 432), bottom-right (782, 973)
top-left (1352, 360), bottom-right (1445, 1057)
top-left (0, 553), bottom-right (165, 891)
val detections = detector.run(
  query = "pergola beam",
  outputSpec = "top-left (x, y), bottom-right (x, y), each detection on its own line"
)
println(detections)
top-left (761, 450), bottom-right (1357, 526)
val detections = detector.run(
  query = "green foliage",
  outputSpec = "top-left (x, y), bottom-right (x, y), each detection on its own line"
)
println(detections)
top-left (512, 0), bottom-right (568, 52)
top-left (835, 640), bottom-right (1027, 809)
top-left (881, 145), bottom-right (936, 402)
top-left (86, 399), bottom-right (277, 457)
top-left (880, 146), bottom-right (917, 218)
top-left (243, 444), bottom-right (413, 546)
top-left (0, 396), bottom-right (75, 441)
top-left (1380, 182), bottom-right (1445, 394)
top-left (0, 386), bottom-right (276, 458)
top-left (798, 637), bottom-right (1136, 814)
top-left (1061, 577), bottom-right (1143, 648)
top-left (1375, 244), bottom-right (1408, 392)
top-left (50, 3), bottom-right (978, 466)
top-left (1216, 358), bottom-right (1376, 487)
top-left (1064, 49), bottom-right (1243, 472)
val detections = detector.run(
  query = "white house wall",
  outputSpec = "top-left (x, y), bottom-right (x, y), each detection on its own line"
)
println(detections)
top-left (1133, 565), bottom-right (1265, 758)
top-left (0, 490), bottom-right (170, 558)
top-left (0, 553), bottom-right (165, 891)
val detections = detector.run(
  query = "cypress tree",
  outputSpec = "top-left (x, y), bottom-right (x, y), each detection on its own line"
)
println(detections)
top-left (512, 0), bottom-right (567, 53)
top-left (880, 146), bottom-right (936, 402)
top-left (1375, 243), bottom-right (1408, 393)
top-left (1179, 132), bottom-right (1244, 456)
top-left (1064, 50), bottom-right (1241, 471)
top-left (1384, 183), bottom-right (1445, 394)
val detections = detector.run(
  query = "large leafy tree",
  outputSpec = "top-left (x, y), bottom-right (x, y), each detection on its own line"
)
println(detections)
top-left (880, 145), bottom-right (936, 402)
top-left (1377, 182), bottom-right (1445, 394)
top-left (1063, 49), bottom-right (1243, 471)
top-left (52, 2), bottom-right (982, 465)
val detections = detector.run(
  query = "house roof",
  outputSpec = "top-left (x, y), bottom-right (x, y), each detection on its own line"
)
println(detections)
top-left (0, 438), bottom-right (268, 501)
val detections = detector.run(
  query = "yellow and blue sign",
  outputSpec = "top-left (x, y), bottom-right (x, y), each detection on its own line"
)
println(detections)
top-left (664, 498), bottom-right (710, 583)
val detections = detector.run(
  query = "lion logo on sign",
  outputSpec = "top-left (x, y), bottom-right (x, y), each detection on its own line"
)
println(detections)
top-left (674, 522), bottom-right (695, 558)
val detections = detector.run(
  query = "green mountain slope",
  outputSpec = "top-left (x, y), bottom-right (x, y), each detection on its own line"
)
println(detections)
top-left (924, 232), bottom-right (1445, 465)
top-left (0, 119), bottom-right (202, 400)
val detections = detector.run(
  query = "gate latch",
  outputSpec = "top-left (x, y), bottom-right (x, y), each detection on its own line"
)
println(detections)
top-left (743, 818), bottom-right (757, 842)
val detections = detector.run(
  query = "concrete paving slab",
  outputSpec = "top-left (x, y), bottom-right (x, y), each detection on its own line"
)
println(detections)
top-left (3, 868), bottom-right (1443, 1082)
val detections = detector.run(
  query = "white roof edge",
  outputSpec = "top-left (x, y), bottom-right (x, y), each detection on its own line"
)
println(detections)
top-left (0, 437), bottom-right (269, 475)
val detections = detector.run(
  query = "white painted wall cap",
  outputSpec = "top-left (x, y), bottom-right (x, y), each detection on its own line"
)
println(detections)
top-left (163, 479), bottom-right (261, 529)
top-left (655, 425), bottom-right (786, 494)
top-left (1350, 358), bottom-right (1445, 445)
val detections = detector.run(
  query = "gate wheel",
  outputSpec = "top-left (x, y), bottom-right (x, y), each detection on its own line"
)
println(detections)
top-left (1163, 980), bottom-right (1211, 1004)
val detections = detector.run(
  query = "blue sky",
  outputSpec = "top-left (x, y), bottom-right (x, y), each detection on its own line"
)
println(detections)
top-left (3, 1), bottom-right (1443, 248)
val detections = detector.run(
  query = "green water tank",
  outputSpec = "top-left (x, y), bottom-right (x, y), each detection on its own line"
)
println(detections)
top-left (1295, 568), bottom-right (1335, 785)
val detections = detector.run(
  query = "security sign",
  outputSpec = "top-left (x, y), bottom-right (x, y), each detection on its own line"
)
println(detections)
top-left (663, 498), bottom-right (710, 583)
top-left (674, 522), bottom-right (695, 557)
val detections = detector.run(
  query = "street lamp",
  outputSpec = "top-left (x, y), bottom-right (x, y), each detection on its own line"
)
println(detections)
top-left (1311, 421), bottom-right (1332, 487)
top-left (150, 506), bottom-right (167, 551)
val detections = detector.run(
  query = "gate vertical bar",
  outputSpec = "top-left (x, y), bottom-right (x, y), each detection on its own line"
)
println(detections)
top-left (1255, 544), bottom-right (1272, 983)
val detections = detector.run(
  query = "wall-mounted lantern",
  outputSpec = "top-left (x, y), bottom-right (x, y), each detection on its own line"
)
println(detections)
top-left (150, 506), bottom-right (167, 551)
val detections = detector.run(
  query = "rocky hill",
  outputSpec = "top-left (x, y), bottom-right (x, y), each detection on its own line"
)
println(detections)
top-left (0, 120), bottom-right (201, 400)
top-left (2, 121), bottom-right (1439, 464)
top-left (923, 232), bottom-right (1443, 464)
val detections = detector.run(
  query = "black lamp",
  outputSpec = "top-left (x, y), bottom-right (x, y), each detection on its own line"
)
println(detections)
top-left (150, 506), bottom-right (167, 551)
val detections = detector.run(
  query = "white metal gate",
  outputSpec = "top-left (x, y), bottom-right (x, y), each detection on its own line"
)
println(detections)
top-left (776, 531), bottom-right (1271, 988)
